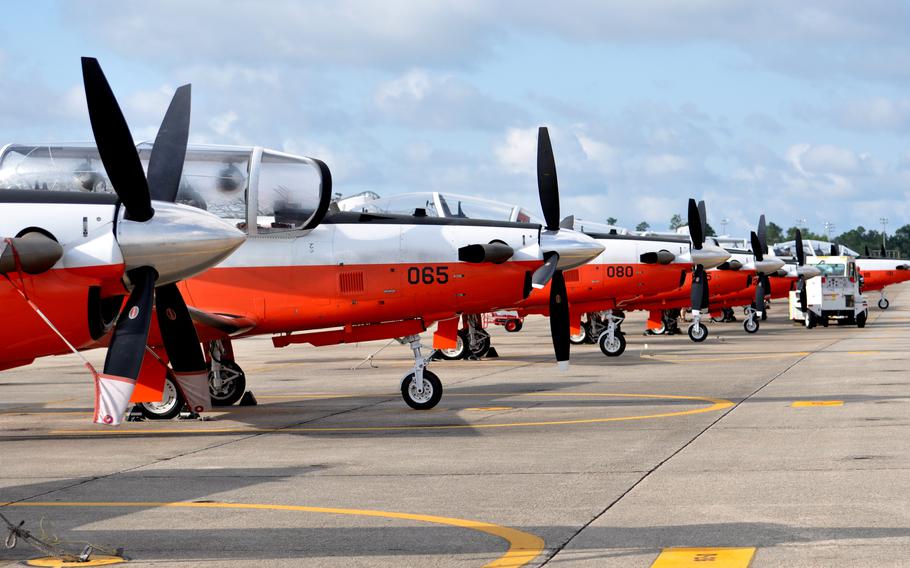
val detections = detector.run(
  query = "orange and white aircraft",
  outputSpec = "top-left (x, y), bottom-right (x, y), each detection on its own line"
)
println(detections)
top-left (7, 125), bottom-right (604, 417)
top-left (0, 58), bottom-right (246, 425)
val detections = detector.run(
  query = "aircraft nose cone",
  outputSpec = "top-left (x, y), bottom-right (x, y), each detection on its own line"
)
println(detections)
top-left (755, 257), bottom-right (786, 274)
top-left (117, 201), bottom-right (246, 285)
top-left (540, 228), bottom-right (605, 271)
top-left (690, 245), bottom-right (730, 269)
top-left (799, 265), bottom-right (822, 279)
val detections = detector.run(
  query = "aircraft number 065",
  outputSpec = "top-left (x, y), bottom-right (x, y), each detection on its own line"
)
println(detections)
top-left (407, 266), bottom-right (449, 285)
top-left (605, 265), bottom-right (634, 278)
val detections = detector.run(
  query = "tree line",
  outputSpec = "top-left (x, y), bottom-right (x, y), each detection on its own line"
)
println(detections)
top-left (617, 216), bottom-right (908, 257)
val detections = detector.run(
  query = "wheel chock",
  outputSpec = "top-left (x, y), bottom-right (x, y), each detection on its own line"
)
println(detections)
top-left (485, 346), bottom-right (500, 358)
top-left (239, 391), bottom-right (258, 406)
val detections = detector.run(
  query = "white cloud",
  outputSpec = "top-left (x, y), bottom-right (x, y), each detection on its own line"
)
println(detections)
top-left (373, 69), bottom-right (526, 130)
top-left (494, 127), bottom-right (538, 175)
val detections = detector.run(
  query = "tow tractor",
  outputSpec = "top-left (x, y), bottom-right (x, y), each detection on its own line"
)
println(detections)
top-left (789, 255), bottom-right (869, 328)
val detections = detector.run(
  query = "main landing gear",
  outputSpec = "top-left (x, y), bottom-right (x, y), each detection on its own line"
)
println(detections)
top-left (137, 338), bottom-right (250, 420)
top-left (435, 315), bottom-right (491, 360)
top-left (208, 339), bottom-right (247, 406)
top-left (400, 334), bottom-right (443, 410)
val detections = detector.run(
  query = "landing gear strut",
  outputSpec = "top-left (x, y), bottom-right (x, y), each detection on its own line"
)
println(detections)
top-left (597, 311), bottom-right (626, 357)
top-left (400, 334), bottom-right (442, 410)
top-left (208, 339), bottom-right (247, 406)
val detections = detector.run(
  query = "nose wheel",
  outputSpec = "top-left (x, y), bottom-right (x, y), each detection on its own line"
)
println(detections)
top-left (687, 322), bottom-right (709, 342)
top-left (401, 370), bottom-right (443, 410)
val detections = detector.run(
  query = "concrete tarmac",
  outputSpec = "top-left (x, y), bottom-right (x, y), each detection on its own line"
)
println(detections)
top-left (1, 283), bottom-right (908, 567)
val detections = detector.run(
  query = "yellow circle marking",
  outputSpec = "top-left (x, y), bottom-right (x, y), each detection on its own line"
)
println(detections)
top-left (8, 501), bottom-right (543, 568)
top-left (47, 393), bottom-right (733, 436)
top-left (25, 555), bottom-right (124, 567)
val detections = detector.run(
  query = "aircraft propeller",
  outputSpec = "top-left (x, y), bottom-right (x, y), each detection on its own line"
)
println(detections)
top-left (688, 199), bottom-right (710, 330)
top-left (82, 57), bottom-right (242, 425)
top-left (533, 127), bottom-right (572, 368)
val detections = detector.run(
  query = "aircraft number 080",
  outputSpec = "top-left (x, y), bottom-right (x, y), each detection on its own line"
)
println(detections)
top-left (605, 266), bottom-right (634, 278)
top-left (407, 266), bottom-right (449, 284)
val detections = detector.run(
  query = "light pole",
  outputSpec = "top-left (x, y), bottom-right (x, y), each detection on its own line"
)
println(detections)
top-left (880, 217), bottom-right (888, 250)
top-left (720, 218), bottom-right (729, 235)
top-left (824, 221), bottom-right (835, 239)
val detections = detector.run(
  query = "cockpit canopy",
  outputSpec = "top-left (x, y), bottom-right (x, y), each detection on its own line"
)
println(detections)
top-left (336, 191), bottom-right (544, 224)
top-left (0, 143), bottom-right (331, 235)
top-left (773, 239), bottom-right (858, 258)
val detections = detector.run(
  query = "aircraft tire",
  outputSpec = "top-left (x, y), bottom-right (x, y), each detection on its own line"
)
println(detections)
top-left (139, 377), bottom-right (185, 420)
top-left (209, 360), bottom-right (247, 406)
top-left (504, 320), bottom-right (522, 332)
top-left (401, 370), bottom-right (443, 410)
top-left (598, 331), bottom-right (626, 357)
top-left (743, 318), bottom-right (759, 334)
top-left (466, 329), bottom-right (492, 358)
top-left (569, 325), bottom-right (587, 345)
top-left (687, 323), bottom-right (709, 342)
top-left (879, 298), bottom-right (890, 310)
top-left (436, 333), bottom-right (466, 360)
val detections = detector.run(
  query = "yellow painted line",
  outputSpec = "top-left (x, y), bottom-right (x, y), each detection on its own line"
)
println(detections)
top-left (25, 555), bottom-right (124, 567)
top-left (7, 501), bottom-right (544, 568)
top-left (652, 547), bottom-right (755, 567)
top-left (641, 352), bottom-right (810, 364)
top-left (46, 393), bottom-right (734, 436)
top-left (847, 351), bottom-right (880, 355)
top-left (791, 400), bottom-right (843, 407)
top-left (465, 407), bottom-right (514, 411)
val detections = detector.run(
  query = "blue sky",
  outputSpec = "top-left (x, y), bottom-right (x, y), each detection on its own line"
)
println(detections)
top-left (2, 0), bottom-right (910, 236)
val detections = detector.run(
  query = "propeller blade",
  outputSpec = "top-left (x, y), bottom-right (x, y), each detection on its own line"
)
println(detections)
top-left (881, 243), bottom-right (887, 257)
top-left (537, 127), bottom-right (560, 231)
top-left (831, 243), bottom-right (840, 256)
top-left (758, 214), bottom-right (767, 252)
top-left (865, 245), bottom-right (871, 257)
top-left (147, 84), bottom-right (192, 203)
top-left (701, 269), bottom-right (710, 309)
top-left (155, 283), bottom-right (211, 413)
top-left (687, 198), bottom-right (703, 249)
top-left (754, 277), bottom-right (765, 313)
top-left (95, 266), bottom-right (156, 425)
top-left (81, 57), bottom-right (153, 222)
top-left (697, 200), bottom-right (707, 239)
top-left (531, 252), bottom-right (559, 289)
top-left (690, 265), bottom-right (707, 311)
top-left (750, 231), bottom-right (764, 262)
top-left (795, 229), bottom-right (805, 266)
top-left (797, 277), bottom-right (808, 313)
top-left (549, 270), bottom-right (570, 370)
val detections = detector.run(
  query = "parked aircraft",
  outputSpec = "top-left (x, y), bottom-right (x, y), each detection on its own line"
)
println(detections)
top-left (0, 58), bottom-right (246, 425)
top-left (6, 126), bottom-right (604, 417)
